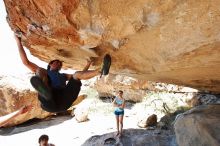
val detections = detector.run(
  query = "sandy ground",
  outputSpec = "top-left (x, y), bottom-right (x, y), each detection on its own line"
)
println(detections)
top-left (0, 109), bottom-right (139, 146)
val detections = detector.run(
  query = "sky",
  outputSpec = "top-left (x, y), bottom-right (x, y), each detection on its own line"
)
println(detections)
top-left (0, 1), bottom-right (47, 75)
top-left (0, 1), bottom-right (75, 76)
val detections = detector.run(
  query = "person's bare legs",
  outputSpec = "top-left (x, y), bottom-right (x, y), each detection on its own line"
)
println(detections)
top-left (115, 115), bottom-right (120, 136)
top-left (119, 115), bottom-right (124, 137)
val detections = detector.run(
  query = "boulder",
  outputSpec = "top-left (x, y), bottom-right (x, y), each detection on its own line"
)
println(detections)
top-left (137, 114), bottom-right (157, 128)
top-left (94, 74), bottom-right (149, 102)
top-left (82, 129), bottom-right (177, 146)
top-left (3, 0), bottom-right (220, 92)
top-left (0, 75), bottom-right (51, 127)
top-left (174, 104), bottom-right (220, 146)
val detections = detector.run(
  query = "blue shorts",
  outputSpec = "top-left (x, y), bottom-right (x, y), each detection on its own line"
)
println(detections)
top-left (114, 110), bottom-right (124, 116)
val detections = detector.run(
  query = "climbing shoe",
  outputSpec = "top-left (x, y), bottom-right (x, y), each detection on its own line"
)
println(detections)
top-left (101, 54), bottom-right (111, 77)
top-left (30, 76), bottom-right (52, 101)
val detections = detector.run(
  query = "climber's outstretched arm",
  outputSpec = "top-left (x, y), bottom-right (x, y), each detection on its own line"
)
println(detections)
top-left (14, 34), bottom-right (39, 73)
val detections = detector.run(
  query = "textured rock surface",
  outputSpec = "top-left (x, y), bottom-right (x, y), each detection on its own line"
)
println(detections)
top-left (174, 104), bottom-right (220, 146)
top-left (82, 129), bottom-right (177, 146)
top-left (186, 93), bottom-right (220, 107)
top-left (137, 114), bottom-right (157, 128)
top-left (0, 74), bottom-right (90, 127)
top-left (94, 74), bottom-right (198, 102)
top-left (0, 74), bottom-right (51, 127)
top-left (94, 74), bottom-right (149, 102)
top-left (3, 0), bottom-right (220, 92)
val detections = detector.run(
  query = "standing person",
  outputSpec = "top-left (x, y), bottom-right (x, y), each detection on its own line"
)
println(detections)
top-left (112, 90), bottom-right (125, 137)
top-left (14, 33), bottom-right (111, 113)
top-left (38, 134), bottom-right (55, 146)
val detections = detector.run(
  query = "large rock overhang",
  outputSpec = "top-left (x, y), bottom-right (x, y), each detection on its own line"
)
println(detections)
top-left (3, 0), bottom-right (220, 93)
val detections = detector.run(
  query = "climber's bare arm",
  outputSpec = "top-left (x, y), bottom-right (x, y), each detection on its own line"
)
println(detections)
top-left (14, 34), bottom-right (39, 73)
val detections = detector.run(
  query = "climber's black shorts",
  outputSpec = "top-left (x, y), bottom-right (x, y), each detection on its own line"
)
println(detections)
top-left (38, 78), bottom-right (82, 113)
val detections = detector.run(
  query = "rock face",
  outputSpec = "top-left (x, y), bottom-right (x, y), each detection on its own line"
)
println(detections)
top-left (94, 74), bottom-right (149, 102)
top-left (3, 0), bottom-right (220, 92)
top-left (82, 129), bottom-right (177, 146)
top-left (187, 93), bottom-right (220, 107)
top-left (0, 75), bottom-right (51, 127)
top-left (174, 104), bottom-right (220, 146)
top-left (0, 75), bottom-right (90, 127)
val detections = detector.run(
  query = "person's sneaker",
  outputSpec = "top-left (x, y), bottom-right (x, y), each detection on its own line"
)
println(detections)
top-left (101, 54), bottom-right (111, 77)
top-left (30, 76), bottom-right (52, 101)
